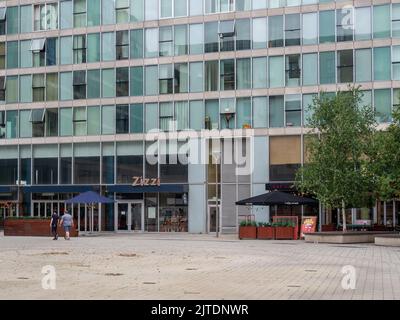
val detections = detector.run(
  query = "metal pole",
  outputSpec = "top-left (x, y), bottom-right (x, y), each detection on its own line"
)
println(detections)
top-left (216, 160), bottom-right (219, 238)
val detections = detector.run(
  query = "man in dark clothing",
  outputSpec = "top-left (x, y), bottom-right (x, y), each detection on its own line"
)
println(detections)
top-left (50, 211), bottom-right (59, 240)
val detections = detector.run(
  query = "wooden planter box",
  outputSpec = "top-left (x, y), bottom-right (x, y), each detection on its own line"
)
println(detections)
top-left (239, 226), bottom-right (257, 240)
top-left (275, 227), bottom-right (295, 240)
top-left (4, 219), bottom-right (79, 237)
top-left (257, 227), bottom-right (275, 240)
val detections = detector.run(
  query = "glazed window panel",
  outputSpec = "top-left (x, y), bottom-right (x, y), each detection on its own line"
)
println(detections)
top-left (130, 29), bottom-right (144, 59)
top-left (60, 0), bottom-right (73, 29)
top-left (252, 18), bottom-right (267, 49)
top-left (219, 20), bottom-right (235, 52)
top-left (236, 19), bottom-right (251, 51)
top-left (7, 41), bottom-right (18, 69)
top-left (355, 49), bottom-right (372, 82)
top-left (355, 6), bottom-right (371, 41)
top-left (102, 32), bottom-right (116, 61)
top-left (252, 0), bottom-right (267, 10)
top-left (145, 103), bottom-right (158, 132)
top-left (102, 105), bottom-right (116, 134)
top-left (73, 70), bottom-right (86, 100)
top-left (87, 0), bottom-right (101, 26)
top-left (20, 40), bottom-right (32, 65)
top-left (269, 56), bottom-right (284, 88)
top-left (74, 0), bottom-right (86, 28)
top-left (269, 136), bottom-right (301, 181)
top-left (145, 28), bottom-right (159, 58)
top-left (220, 59), bottom-right (235, 91)
top-left (236, 0), bottom-right (251, 11)
top-left (236, 97), bottom-right (251, 129)
top-left (46, 38), bottom-right (58, 66)
top-left (0, 42), bottom-right (5, 69)
top-left (60, 108), bottom-right (73, 136)
top-left (115, 0), bottom-right (130, 23)
top-left (190, 101), bottom-right (204, 130)
top-left (145, 0), bottom-right (158, 21)
top-left (20, 75), bottom-right (32, 103)
top-left (159, 26), bottom-right (173, 57)
top-left (189, 62), bottom-right (204, 93)
top-left (116, 30), bottom-right (130, 60)
top-left (6, 76), bottom-right (18, 104)
top-left (374, 47), bottom-right (391, 81)
top-left (253, 97), bottom-right (268, 129)
top-left (102, 0), bottom-right (115, 24)
top-left (285, 55), bottom-right (301, 87)
top-left (46, 109), bottom-right (59, 137)
top-left (302, 53), bottom-right (318, 86)
top-left (252, 57), bottom-right (267, 89)
top-left (102, 69), bottom-right (116, 98)
top-left (60, 72), bottom-right (73, 100)
top-left (285, 94), bottom-right (301, 127)
top-left (189, 0), bottom-right (203, 16)
top-left (19, 110), bottom-right (32, 138)
top-left (160, 0), bottom-right (173, 18)
top-left (337, 7), bottom-right (353, 42)
top-left (87, 69), bottom-right (101, 98)
top-left (160, 102), bottom-right (174, 131)
top-left (174, 0), bottom-right (187, 17)
top-left (337, 50), bottom-right (353, 83)
top-left (392, 46), bottom-right (400, 80)
top-left (269, 15), bottom-right (283, 48)
top-left (32, 74), bottom-right (45, 102)
top-left (73, 35), bottom-right (86, 64)
top-left (205, 100), bottom-right (219, 130)
top-left (20, 5), bottom-right (33, 33)
top-left (373, 5), bottom-right (390, 39)
top-left (130, 104), bottom-right (144, 133)
top-left (392, 4), bottom-right (400, 38)
top-left (302, 12), bottom-right (318, 45)
top-left (131, 0), bottom-right (144, 22)
top-left (130, 66), bottom-right (144, 96)
top-left (7, 6), bottom-right (19, 35)
top-left (237, 58), bottom-right (251, 90)
top-left (285, 14), bottom-right (300, 46)
top-left (87, 106), bottom-right (101, 135)
top-left (174, 25), bottom-right (188, 56)
top-left (174, 63), bottom-right (189, 94)
top-left (205, 22), bottom-right (219, 53)
top-left (60, 36), bottom-right (73, 65)
top-left (87, 33), bottom-right (100, 62)
top-left (116, 67), bottom-right (129, 97)
top-left (46, 73), bottom-right (58, 101)
top-left (145, 65), bottom-right (159, 96)
top-left (159, 64), bottom-right (173, 95)
top-left (189, 24), bottom-right (204, 54)
top-left (116, 105), bottom-right (129, 134)
top-left (319, 10), bottom-right (335, 43)
top-left (205, 60), bottom-right (219, 91)
top-left (374, 89), bottom-right (391, 123)
top-left (73, 107), bottom-right (87, 136)
top-left (320, 51), bottom-right (336, 84)
top-left (269, 96), bottom-right (284, 128)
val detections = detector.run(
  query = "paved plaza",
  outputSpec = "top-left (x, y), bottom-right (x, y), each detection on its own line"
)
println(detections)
top-left (0, 232), bottom-right (399, 300)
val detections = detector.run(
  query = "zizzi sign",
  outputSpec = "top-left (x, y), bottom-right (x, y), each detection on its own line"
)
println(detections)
top-left (132, 176), bottom-right (161, 187)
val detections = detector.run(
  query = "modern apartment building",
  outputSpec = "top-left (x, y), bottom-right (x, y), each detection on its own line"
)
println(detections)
top-left (0, 0), bottom-right (399, 234)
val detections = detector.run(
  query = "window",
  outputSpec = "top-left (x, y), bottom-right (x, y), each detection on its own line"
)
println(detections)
top-left (102, 69), bottom-right (116, 98)
top-left (337, 7), bottom-right (353, 42)
top-left (87, 33), bottom-right (100, 62)
top-left (220, 59), bottom-right (235, 91)
top-left (374, 47), bottom-right (391, 81)
top-left (34, 3), bottom-right (58, 31)
top-left (392, 4), bottom-right (400, 38)
top-left (130, 104), bottom-right (143, 133)
top-left (205, 22), bottom-right (219, 53)
top-left (159, 64), bottom-right (173, 94)
top-left (46, 38), bottom-right (58, 66)
top-left (33, 74), bottom-right (45, 102)
top-left (7, 6), bottom-right (19, 35)
top-left (236, 98), bottom-right (251, 129)
top-left (189, 24), bottom-right (203, 54)
top-left (160, 102), bottom-right (174, 131)
top-left (319, 10), bottom-right (335, 43)
top-left (73, 0), bottom-right (86, 27)
top-left (7, 42), bottom-right (18, 69)
top-left (285, 55), bottom-right (301, 87)
top-left (220, 98), bottom-right (235, 129)
top-left (145, 28), bottom-right (159, 58)
top-left (320, 51), bottom-right (336, 84)
top-left (269, 56), bottom-right (284, 88)
top-left (33, 155), bottom-right (58, 185)
top-left (87, 106), bottom-right (100, 135)
top-left (115, 0), bottom-right (130, 23)
top-left (102, 32), bottom-right (116, 61)
top-left (252, 18), bottom-right (267, 49)
top-left (161, 0), bottom-right (173, 18)
top-left (355, 7), bottom-right (371, 41)
top-left (116, 30), bottom-right (129, 60)
top-left (252, 0), bottom-right (267, 10)
top-left (87, 69), bottom-right (101, 98)
top-left (175, 101), bottom-right (189, 130)
top-left (237, 58), bottom-right (251, 90)
top-left (269, 15), bottom-right (283, 48)
top-left (355, 49), bottom-right (372, 82)
top-left (373, 5), bottom-right (390, 39)
top-left (20, 5), bottom-right (33, 33)
top-left (0, 42), bottom-right (4, 69)
top-left (60, 0), bottom-right (73, 29)
top-left (73, 35), bottom-right (86, 63)
top-left (374, 89), bottom-right (391, 123)
top-left (205, 100), bottom-right (219, 130)
top-left (253, 57), bottom-right (267, 89)
top-left (60, 108), bottom-right (73, 136)
top-left (46, 73), bottom-right (58, 101)
top-left (102, 106), bottom-right (116, 134)
top-left (174, 25), bottom-right (188, 56)
top-left (60, 36), bottom-right (73, 65)
top-left (175, 0), bottom-right (187, 17)
top-left (174, 63), bottom-right (188, 93)
top-left (60, 72), bottom-right (73, 100)
top-left (236, 19), bottom-right (251, 51)
top-left (145, 103), bottom-right (158, 132)
top-left (159, 26), bottom-right (173, 57)
top-left (285, 95), bottom-right (301, 127)
top-left (236, 0), bottom-right (251, 11)
top-left (131, 29), bottom-right (144, 59)
top-left (19, 110), bottom-right (31, 138)
top-left (190, 0), bottom-right (203, 16)
top-left (392, 46), bottom-right (400, 80)
top-left (116, 67), bottom-right (129, 97)
top-left (285, 14), bottom-right (300, 46)
top-left (87, 0), bottom-right (101, 26)
top-left (205, 60), bottom-right (219, 91)
top-left (46, 109), bottom-right (58, 137)
top-left (30, 109), bottom-right (45, 137)
top-left (0, 8), bottom-right (5, 35)
top-left (6, 76), bottom-right (18, 104)
top-left (302, 53), bottom-right (317, 86)
top-left (189, 101), bottom-right (204, 130)
top-left (189, 62), bottom-right (203, 92)
top-left (131, 0), bottom-right (144, 22)
top-left (31, 38), bottom-right (46, 67)
top-left (337, 50), bottom-right (353, 83)
top-left (269, 136), bottom-right (301, 181)
top-left (269, 96), bottom-right (284, 128)
top-left (145, 65), bottom-right (158, 96)
top-left (253, 97), bottom-right (268, 128)
top-left (73, 70), bottom-right (86, 99)
top-left (73, 107), bottom-right (87, 136)
top-left (302, 12), bottom-right (318, 45)
top-left (116, 105), bottom-right (129, 134)
top-left (20, 75), bottom-right (32, 103)
top-left (145, 0), bottom-right (159, 21)
top-left (219, 20), bottom-right (235, 52)
top-left (102, 0), bottom-right (115, 24)
top-left (0, 76), bottom-right (4, 104)
top-left (130, 66), bottom-right (143, 96)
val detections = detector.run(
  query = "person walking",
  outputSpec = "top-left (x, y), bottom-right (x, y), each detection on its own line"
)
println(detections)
top-left (59, 210), bottom-right (74, 240)
top-left (50, 211), bottom-right (59, 240)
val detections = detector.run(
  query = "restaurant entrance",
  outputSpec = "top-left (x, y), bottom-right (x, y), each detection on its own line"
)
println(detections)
top-left (115, 201), bottom-right (144, 232)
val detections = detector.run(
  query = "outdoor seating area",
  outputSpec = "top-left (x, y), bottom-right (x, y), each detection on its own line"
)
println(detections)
top-left (160, 215), bottom-right (188, 232)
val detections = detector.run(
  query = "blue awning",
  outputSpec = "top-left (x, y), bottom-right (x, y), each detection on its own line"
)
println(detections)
top-left (0, 186), bottom-right (15, 193)
top-left (106, 184), bottom-right (188, 194)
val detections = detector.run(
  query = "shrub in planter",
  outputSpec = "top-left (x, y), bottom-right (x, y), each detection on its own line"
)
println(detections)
top-left (273, 221), bottom-right (296, 240)
top-left (257, 222), bottom-right (275, 240)
top-left (239, 220), bottom-right (257, 239)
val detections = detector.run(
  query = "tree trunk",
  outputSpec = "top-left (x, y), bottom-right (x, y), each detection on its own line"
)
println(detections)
top-left (342, 201), bottom-right (347, 233)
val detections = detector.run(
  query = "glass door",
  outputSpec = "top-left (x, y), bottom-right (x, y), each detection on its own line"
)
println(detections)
top-left (116, 202), bottom-right (144, 231)
top-left (130, 202), bottom-right (144, 231)
top-left (117, 203), bottom-right (129, 231)
top-left (208, 205), bottom-right (220, 233)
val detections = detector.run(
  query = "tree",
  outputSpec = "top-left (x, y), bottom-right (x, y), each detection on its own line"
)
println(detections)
top-left (295, 87), bottom-right (376, 232)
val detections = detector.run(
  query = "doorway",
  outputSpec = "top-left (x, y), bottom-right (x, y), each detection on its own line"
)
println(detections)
top-left (115, 201), bottom-right (144, 232)
top-left (207, 205), bottom-right (220, 233)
